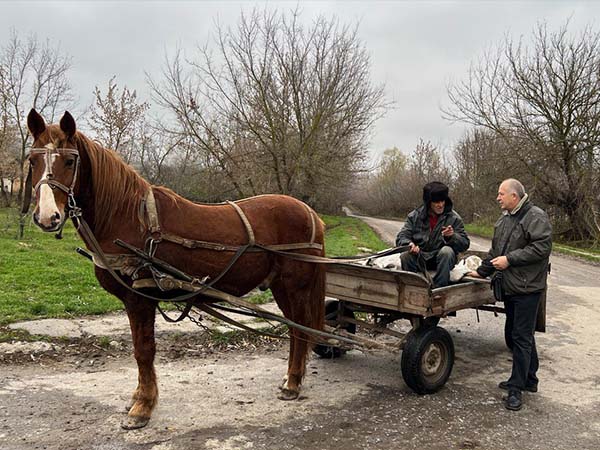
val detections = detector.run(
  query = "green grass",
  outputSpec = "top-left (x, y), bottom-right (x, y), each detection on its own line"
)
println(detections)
top-left (0, 213), bottom-right (123, 326)
top-left (0, 208), bottom-right (387, 325)
top-left (552, 243), bottom-right (600, 262)
top-left (322, 214), bottom-right (388, 256)
top-left (464, 223), bottom-right (494, 239)
top-left (244, 289), bottom-right (273, 305)
top-left (465, 222), bottom-right (600, 262)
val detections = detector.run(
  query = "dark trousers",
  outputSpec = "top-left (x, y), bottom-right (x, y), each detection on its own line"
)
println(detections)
top-left (505, 292), bottom-right (541, 390)
top-left (400, 245), bottom-right (456, 288)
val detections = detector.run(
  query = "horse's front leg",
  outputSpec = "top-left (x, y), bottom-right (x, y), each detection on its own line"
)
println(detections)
top-left (122, 297), bottom-right (158, 430)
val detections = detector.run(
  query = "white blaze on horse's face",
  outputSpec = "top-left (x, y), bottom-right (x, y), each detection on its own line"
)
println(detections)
top-left (31, 143), bottom-right (66, 232)
top-left (36, 151), bottom-right (61, 229)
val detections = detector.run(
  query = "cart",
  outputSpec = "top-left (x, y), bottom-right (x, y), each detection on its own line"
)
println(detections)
top-left (315, 250), bottom-right (547, 394)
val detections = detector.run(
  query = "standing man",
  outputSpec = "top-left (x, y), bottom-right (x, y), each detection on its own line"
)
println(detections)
top-left (469, 179), bottom-right (552, 411)
top-left (396, 181), bottom-right (470, 288)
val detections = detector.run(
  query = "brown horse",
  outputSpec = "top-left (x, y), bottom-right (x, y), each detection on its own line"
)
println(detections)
top-left (26, 109), bottom-right (326, 429)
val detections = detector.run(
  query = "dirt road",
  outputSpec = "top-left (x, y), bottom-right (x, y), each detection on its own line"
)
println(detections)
top-left (1, 215), bottom-right (600, 450)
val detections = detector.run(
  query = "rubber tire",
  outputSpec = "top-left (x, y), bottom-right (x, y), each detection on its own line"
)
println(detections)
top-left (422, 316), bottom-right (440, 328)
top-left (313, 300), bottom-right (356, 359)
top-left (401, 326), bottom-right (454, 394)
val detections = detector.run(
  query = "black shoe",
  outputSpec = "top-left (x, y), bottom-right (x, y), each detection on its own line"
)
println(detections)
top-left (505, 389), bottom-right (522, 411)
top-left (498, 381), bottom-right (538, 393)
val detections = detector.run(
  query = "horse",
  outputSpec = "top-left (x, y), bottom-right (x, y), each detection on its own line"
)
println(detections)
top-left (26, 109), bottom-right (326, 429)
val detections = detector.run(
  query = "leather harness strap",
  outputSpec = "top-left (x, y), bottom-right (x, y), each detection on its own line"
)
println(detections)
top-left (142, 189), bottom-right (322, 253)
top-left (227, 200), bottom-right (255, 246)
top-left (304, 202), bottom-right (317, 244)
top-left (145, 188), bottom-right (161, 236)
top-left (159, 232), bottom-right (323, 252)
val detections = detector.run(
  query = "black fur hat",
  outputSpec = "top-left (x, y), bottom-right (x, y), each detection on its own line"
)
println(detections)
top-left (423, 181), bottom-right (449, 204)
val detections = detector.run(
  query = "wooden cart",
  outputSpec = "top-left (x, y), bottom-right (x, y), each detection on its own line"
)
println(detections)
top-left (316, 251), bottom-right (546, 394)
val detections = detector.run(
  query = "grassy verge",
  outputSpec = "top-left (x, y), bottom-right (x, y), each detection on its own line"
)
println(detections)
top-left (464, 223), bottom-right (494, 240)
top-left (0, 217), bottom-right (123, 326)
top-left (0, 208), bottom-right (386, 325)
top-left (552, 243), bottom-right (600, 261)
top-left (322, 214), bottom-right (388, 256)
top-left (465, 222), bottom-right (600, 262)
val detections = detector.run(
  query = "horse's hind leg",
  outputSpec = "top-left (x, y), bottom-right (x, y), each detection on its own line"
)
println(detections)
top-left (278, 328), bottom-right (309, 400)
top-left (271, 261), bottom-right (325, 400)
top-left (122, 296), bottom-right (158, 429)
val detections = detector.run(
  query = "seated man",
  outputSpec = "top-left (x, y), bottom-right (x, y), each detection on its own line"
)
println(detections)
top-left (396, 181), bottom-right (470, 288)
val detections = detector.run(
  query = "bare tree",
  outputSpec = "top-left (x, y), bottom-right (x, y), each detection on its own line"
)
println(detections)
top-left (0, 112), bottom-right (20, 206)
top-left (0, 71), bottom-right (20, 206)
top-left (408, 140), bottom-right (451, 184)
top-left (450, 129), bottom-right (521, 222)
top-left (350, 147), bottom-right (409, 216)
top-left (0, 66), bottom-right (13, 205)
top-left (87, 76), bottom-right (149, 163)
top-left (0, 30), bottom-right (73, 205)
top-left (445, 21), bottom-right (600, 241)
top-left (350, 140), bottom-right (452, 217)
top-left (148, 8), bottom-right (386, 209)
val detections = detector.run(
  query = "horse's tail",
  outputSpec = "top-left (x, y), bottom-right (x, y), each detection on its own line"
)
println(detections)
top-left (309, 209), bottom-right (326, 337)
top-left (308, 261), bottom-right (326, 338)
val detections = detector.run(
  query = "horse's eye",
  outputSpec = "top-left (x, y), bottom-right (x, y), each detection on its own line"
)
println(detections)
top-left (65, 159), bottom-right (75, 168)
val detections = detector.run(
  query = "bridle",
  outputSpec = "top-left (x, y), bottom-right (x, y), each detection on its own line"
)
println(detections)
top-left (25, 145), bottom-right (81, 237)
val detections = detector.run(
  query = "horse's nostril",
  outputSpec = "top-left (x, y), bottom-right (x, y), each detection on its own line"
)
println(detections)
top-left (49, 212), bottom-right (61, 227)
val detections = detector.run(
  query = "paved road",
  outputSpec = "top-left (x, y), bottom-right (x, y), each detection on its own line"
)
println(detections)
top-left (1, 214), bottom-right (600, 449)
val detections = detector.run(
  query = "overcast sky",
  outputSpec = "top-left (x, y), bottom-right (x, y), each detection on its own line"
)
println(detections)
top-left (1, 1), bottom-right (598, 161)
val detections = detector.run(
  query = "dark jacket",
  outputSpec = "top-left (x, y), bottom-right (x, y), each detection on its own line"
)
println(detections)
top-left (476, 198), bottom-right (552, 295)
top-left (395, 197), bottom-right (470, 261)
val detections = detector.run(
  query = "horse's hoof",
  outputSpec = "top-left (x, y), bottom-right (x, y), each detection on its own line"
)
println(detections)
top-left (121, 416), bottom-right (150, 430)
top-left (277, 388), bottom-right (300, 401)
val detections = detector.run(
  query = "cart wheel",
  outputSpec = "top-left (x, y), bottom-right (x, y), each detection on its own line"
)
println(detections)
top-left (313, 300), bottom-right (356, 359)
top-left (401, 326), bottom-right (454, 394)
top-left (422, 316), bottom-right (440, 328)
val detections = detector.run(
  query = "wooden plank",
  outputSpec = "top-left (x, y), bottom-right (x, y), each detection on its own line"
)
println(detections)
top-left (325, 262), bottom-right (498, 318)
top-left (326, 272), bottom-right (399, 307)
top-left (326, 270), bottom-right (432, 314)
top-left (326, 263), bottom-right (430, 288)
top-left (432, 282), bottom-right (495, 313)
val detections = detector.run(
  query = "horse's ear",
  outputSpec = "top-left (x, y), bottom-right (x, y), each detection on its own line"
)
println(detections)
top-left (60, 111), bottom-right (76, 139)
top-left (27, 109), bottom-right (46, 140)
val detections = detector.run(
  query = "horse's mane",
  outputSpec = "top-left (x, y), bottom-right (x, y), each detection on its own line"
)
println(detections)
top-left (75, 131), bottom-right (150, 237)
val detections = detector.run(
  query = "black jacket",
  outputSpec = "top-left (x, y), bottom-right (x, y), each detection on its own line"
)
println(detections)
top-left (395, 198), bottom-right (470, 261)
top-left (476, 198), bottom-right (552, 295)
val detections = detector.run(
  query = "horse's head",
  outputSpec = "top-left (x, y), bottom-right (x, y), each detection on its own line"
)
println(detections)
top-left (27, 109), bottom-right (80, 232)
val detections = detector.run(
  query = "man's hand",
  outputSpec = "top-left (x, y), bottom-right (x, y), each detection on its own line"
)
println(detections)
top-left (441, 225), bottom-right (454, 238)
top-left (467, 271), bottom-right (482, 278)
top-left (409, 242), bottom-right (420, 254)
top-left (491, 256), bottom-right (510, 270)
